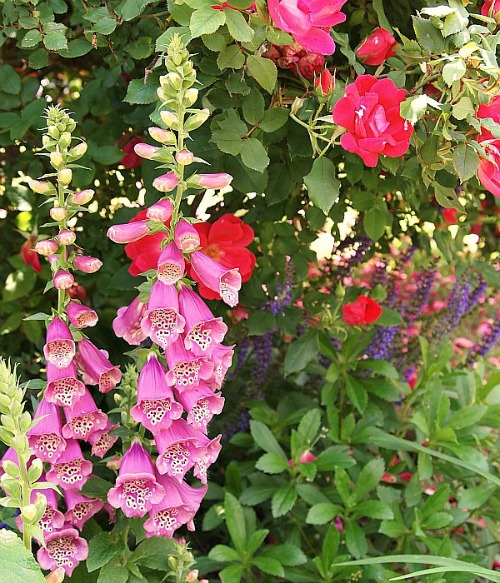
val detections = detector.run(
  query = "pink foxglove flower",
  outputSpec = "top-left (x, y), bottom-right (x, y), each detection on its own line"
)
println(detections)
top-left (179, 285), bottom-right (228, 356)
top-left (57, 229), bottom-right (76, 245)
top-left (154, 419), bottom-right (222, 484)
top-left (35, 239), bottom-right (59, 256)
top-left (66, 301), bottom-right (98, 328)
top-left (27, 399), bottom-right (66, 463)
top-left (190, 251), bottom-right (241, 307)
top-left (37, 528), bottom-right (89, 577)
top-left (175, 150), bottom-right (194, 165)
top-left (147, 199), bottom-right (174, 222)
top-left (130, 353), bottom-right (183, 434)
top-left (175, 382), bottom-right (224, 431)
top-left (62, 388), bottom-right (108, 441)
top-left (77, 338), bottom-right (122, 393)
top-left (113, 295), bottom-right (148, 346)
top-left (107, 441), bottom-right (165, 518)
top-left (73, 255), bottom-right (102, 273)
top-left (107, 221), bottom-right (150, 244)
top-left (88, 421), bottom-right (120, 459)
top-left (207, 343), bottom-right (234, 390)
top-left (133, 143), bottom-right (161, 159)
top-left (64, 489), bottom-right (104, 530)
top-left (72, 188), bottom-right (94, 205)
top-left (43, 317), bottom-right (75, 369)
top-left (174, 219), bottom-right (200, 252)
top-left (143, 474), bottom-right (207, 538)
top-left (45, 361), bottom-right (86, 408)
top-left (194, 173), bottom-right (233, 189)
top-left (152, 172), bottom-right (179, 192)
top-left (32, 483), bottom-right (65, 534)
top-left (141, 281), bottom-right (186, 349)
top-left (53, 269), bottom-right (74, 290)
top-left (157, 242), bottom-right (186, 285)
top-left (46, 439), bottom-right (92, 490)
top-left (165, 338), bottom-right (214, 391)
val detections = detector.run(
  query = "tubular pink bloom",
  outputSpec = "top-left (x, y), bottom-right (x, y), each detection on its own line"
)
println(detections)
top-left (165, 338), bottom-right (214, 391)
top-left (195, 173), bottom-right (233, 189)
top-left (174, 219), bottom-right (200, 252)
top-left (66, 301), bottom-right (98, 328)
top-left (152, 172), bottom-right (179, 192)
top-left (37, 527), bottom-right (88, 577)
top-left (53, 269), bottom-right (74, 290)
top-left (143, 474), bottom-right (207, 538)
top-left (107, 220), bottom-right (150, 244)
top-left (179, 285), bottom-right (228, 356)
top-left (72, 189), bottom-right (94, 205)
top-left (113, 295), bottom-right (148, 346)
top-left (77, 338), bottom-right (122, 393)
top-left (43, 317), bottom-right (75, 369)
top-left (62, 387), bottom-right (108, 441)
top-left (147, 199), bottom-right (174, 222)
top-left (175, 382), bottom-right (224, 431)
top-left (35, 239), bottom-right (59, 256)
top-left (175, 150), bottom-right (194, 165)
top-left (46, 439), bottom-right (92, 490)
top-left (64, 489), bottom-right (104, 530)
top-left (157, 242), bottom-right (186, 285)
top-left (134, 143), bottom-right (161, 160)
top-left (130, 353), bottom-right (183, 434)
top-left (141, 281), bottom-right (185, 349)
top-left (73, 255), bottom-right (102, 273)
top-left (45, 361), bottom-right (86, 408)
top-left (107, 441), bottom-right (165, 518)
top-left (207, 344), bottom-right (234, 390)
top-left (154, 419), bottom-right (222, 484)
top-left (190, 251), bottom-right (241, 307)
top-left (88, 422), bottom-right (120, 458)
top-left (57, 229), bottom-right (76, 245)
top-left (27, 399), bottom-right (66, 463)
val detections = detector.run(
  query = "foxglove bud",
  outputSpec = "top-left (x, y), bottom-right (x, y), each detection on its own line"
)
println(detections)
top-left (59, 132), bottom-right (72, 149)
top-left (107, 221), bottom-right (150, 244)
top-left (160, 110), bottom-right (180, 129)
top-left (50, 151), bottom-right (64, 169)
top-left (35, 239), bottom-right (59, 256)
top-left (73, 255), bottom-right (102, 273)
top-left (175, 150), bottom-right (194, 165)
top-left (152, 172), bottom-right (179, 192)
top-left (53, 269), bottom-right (74, 290)
top-left (147, 199), bottom-right (174, 222)
top-left (184, 109), bottom-right (210, 132)
top-left (193, 173), bottom-right (233, 190)
top-left (42, 135), bottom-right (56, 151)
top-left (50, 207), bottom-right (68, 222)
top-left (69, 142), bottom-right (87, 159)
top-left (72, 189), bottom-right (94, 205)
top-left (161, 72), bottom-right (183, 91)
top-left (58, 168), bottom-right (72, 185)
top-left (48, 126), bottom-right (60, 140)
top-left (29, 180), bottom-right (56, 196)
top-left (58, 229), bottom-right (76, 245)
top-left (134, 143), bottom-right (160, 160)
top-left (184, 88), bottom-right (199, 107)
top-left (148, 127), bottom-right (176, 145)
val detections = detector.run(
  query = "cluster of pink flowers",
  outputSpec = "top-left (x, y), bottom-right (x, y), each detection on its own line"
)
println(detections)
top-left (107, 169), bottom-right (238, 537)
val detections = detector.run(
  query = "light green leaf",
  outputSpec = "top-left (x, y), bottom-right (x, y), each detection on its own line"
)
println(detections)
top-left (224, 9), bottom-right (254, 42)
top-left (43, 31), bottom-right (68, 50)
top-left (284, 329), bottom-right (319, 376)
top-left (21, 30), bottom-right (42, 48)
top-left (255, 452), bottom-right (290, 474)
top-left (304, 157), bottom-right (340, 215)
top-left (224, 492), bottom-right (247, 552)
top-left (452, 145), bottom-right (479, 183)
top-left (272, 483), bottom-right (297, 517)
top-left (252, 556), bottom-right (284, 577)
top-left (209, 544), bottom-right (241, 563)
top-left (364, 207), bottom-right (386, 241)
top-left (0, 530), bottom-right (46, 582)
top-left (260, 545), bottom-right (307, 567)
top-left (190, 8), bottom-right (226, 38)
top-left (442, 59), bottom-right (466, 86)
top-left (246, 55), bottom-right (277, 93)
top-left (240, 138), bottom-right (269, 172)
top-left (217, 44), bottom-right (245, 70)
top-left (345, 520), bottom-right (368, 559)
top-left (250, 420), bottom-right (286, 457)
top-left (306, 503), bottom-right (341, 525)
top-left (297, 409), bottom-right (321, 444)
top-left (220, 564), bottom-right (244, 583)
top-left (352, 458), bottom-right (385, 502)
top-left (87, 532), bottom-right (120, 572)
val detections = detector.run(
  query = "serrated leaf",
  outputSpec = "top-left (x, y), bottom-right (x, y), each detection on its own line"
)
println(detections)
top-left (117, 0), bottom-right (151, 20)
top-left (304, 157), bottom-right (339, 215)
top-left (240, 138), bottom-right (269, 172)
top-left (217, 44), bottom-right (245, 70)
top-left (250, 420), bottom-right (286, 457)
top-left (220, 564), bottom-right (244, 583)
top-left (43, 31), bottom-right (68, 50)
top-left (353, 500), bottom-right (394, 520)
top-left (352, 458), bottom-right (385, 502)
top-left (442, 59), bottom-right (466, 86)
top-left (87, 532), bottom-right (120, 572)
top-left (224, 492), bottom-right (247, 551)
top-left (224, 9), bottom-right (254, 42)
top-left (246, 55), bottom-right (277, 93)
top-left (260, 544), bottom-right (307, 566)
top-left (452, 145), bottom-right (479, 183)
top-left (0, 65), bottom-right (21, 95)
top-left (21, 30), bottom-right (42, 48)
top-left (124, 78), bottom-right (158, 104)
top-left (0, 530), bottom-right (46, 582)
top-left (93, 17), bottom-right (117, 35)
top-left (306, 502), bottom-right (340, 525)
top-left (345, 375), bottom-right (368, 414)
top-left (259, 108), bottom-right (288, 132)
top-left (297, 409), bottom-right (321, 443)
top-left (255, 452), bottom-right (290, 474)
top-left (252, 557), bottom-right (284, 577)
top-left (364, 207), bottom-right (386, 240)
top-left (59, 39), bottom-right (92, 58)
top-left (345, 520), bottom-right (368, 559)
top-left (242, 90), bottom-right (265, 125)
top-left (272, 483), bottom-right (297, 517)
top-left (190, 8), bottom-right (226, 38)
top-left (209, 544), bottom-right (240, 563)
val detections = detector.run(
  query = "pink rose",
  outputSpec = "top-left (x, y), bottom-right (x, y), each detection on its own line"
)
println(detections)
top-left (477, 95), bottom-right (500, 198)
top-left (356, 28), bottom-right (397, 66)
top-left (268, 0), bottom-right (348, 55)
top-left (332, 75), bottom-right (414, 167)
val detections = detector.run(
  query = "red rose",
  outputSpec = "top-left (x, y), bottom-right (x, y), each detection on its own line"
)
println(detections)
top-left (482, 0), bottom-right (500, 19)
top-left (442, 208), bottom-right (458, 225)
top-left (342, 295), bottom-right (382, 325)
top-left (477, 96), bottom-right (500, 198)
top-left (117, 135), bottom-right (146, 169)
top-left (124, 210), bottom-right (169, 276)
top-left (20, 236), bottom-right (42, 273)
top-left (356, 28), bottom-right (397, 66)
top-left (333, 75), bottom-right (414, 167)
top-left (190, 213), bottom-right (256, 300)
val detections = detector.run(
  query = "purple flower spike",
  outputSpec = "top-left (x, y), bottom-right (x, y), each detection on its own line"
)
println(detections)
top-left (43, 317), bottom-right (75, 369)
top-left (62, 387), bottom-right (108, 441)
top-left (179, 285), bottom-right (228, 356)
top-left (190, 250), bottom-right (241, 307)
top-left (46, 439), bottom-right (92, 490)
top-left (66, 301), bottom-right (98, 328)
top-left (143, 474), bottom-right (207, 538)
top-left (77, 338), bottom-right (122, 393)
top-left (141, 281), bottom-right (185, 349)
top-left (37, 527), bottom-right (88, 577)
top-left (107, 441), bottom-right (165, 518)
top-left (113, 295), bottom-right (148, 346)
top-left (157, 242), bottom-right (186, 285)
top-left (130, 353), bottom-right (183, 434)
top-left (175, 381), bottom-right (224, 431)
top-left (64, 489), bottom-right (104, 530)
top-left (165, 338), bottom-right (214, 392)
top-left (45, 361), bottom-right (86, 408)
top-left (27, 399), bottom-right (66, 463)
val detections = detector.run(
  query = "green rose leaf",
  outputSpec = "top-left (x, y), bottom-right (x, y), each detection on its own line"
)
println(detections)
top-left (304, 157), bottom-right (340, 215)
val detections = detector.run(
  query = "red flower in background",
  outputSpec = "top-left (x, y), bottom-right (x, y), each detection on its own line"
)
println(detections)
top-left (265, 43), bottom-right (325, 80)
top-left (356, 28), bottom-right (397, 66)
top-left (342, 295), bottom-right (382, 325)
top-left (125, 210), bottom-right (169, 276)
top-left (21, 236), bottom-right (42, 273)
top-left (117, 135), bottom-right (146, 169)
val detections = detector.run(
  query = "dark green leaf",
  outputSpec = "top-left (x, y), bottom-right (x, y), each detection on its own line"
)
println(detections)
top-left (304, 157), bottom-right (339, 215)
top-left (225, 492), bottom-right (247, 552)
top-left (453, 144), bottom-right (479, 183)
top-left (240, 138), bottom-right (269, 172)
top-left (284, 329), bottom-right (319, 376)
top-left (87, 532), bottom-right (120, 572)
top-left (272, 483), bottom-right (297, 517)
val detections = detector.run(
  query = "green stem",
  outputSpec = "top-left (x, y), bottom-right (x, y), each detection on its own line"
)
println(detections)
top-left (171, 104), bottom-right (186, 229)
top-left (56, 173), bottom-right (68, 315)
top-left (17, 450), bottom-right (32, 550)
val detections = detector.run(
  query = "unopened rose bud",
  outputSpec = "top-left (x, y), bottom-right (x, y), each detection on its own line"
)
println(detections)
top-left (53, 269), bottom-right (74, 290)
top-left (314, 69), bottom-right (335, 97)
top-left (148, 127), bottom-right (176, 145)
top-left (72, 189), bottom-right (94, 205)
top-left (184, 88), bottom-right (199, 107)
top-left (57, 229), bottom-right (76, 245)
top-left (184, 109), bottom-right (210, 132)
top-left (152, 172), bottom-right (179, 192)
top-left (50, 207), bottom-right (68, 222)
top-left (29, 180), bottom-right (56, 195)
top-left (35, 239), bottom-right (59, 256)
top-left (69, 142), bottom-right (87, 158)
top-left (58, 168), bottom-right (72, 185)
top-left (160, 110), bottom-right (180, 129)
top-left (133, 143), bottom-right (160, 160)
top-left (50, 151), bottom-right (64, 169)
top-left (146, 199), bottom-right (174, 222)
top-left (175, 150), bottom-right (194, 165)
top-left (73, 255), bottom-right (102, 273)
